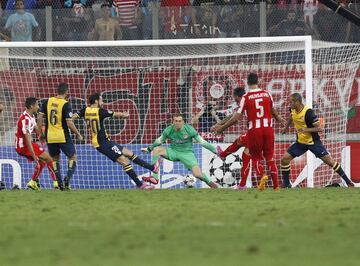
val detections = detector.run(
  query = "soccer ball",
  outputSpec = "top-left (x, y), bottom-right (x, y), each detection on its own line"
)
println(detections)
top-left (209, 154), bottom-right (242, 187)
top-left (183, 174), bottom-right (196, 188)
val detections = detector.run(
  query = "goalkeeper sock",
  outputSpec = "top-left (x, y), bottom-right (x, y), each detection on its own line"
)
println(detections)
top-left (53, 161), bottom-right (63, 183)
top-left (32, 161), bottom-right (45, 181)
top-left (66, 160), bottom-right (77, 182)
top-left (201, 172), bottom-right (211, 185)
top-left (129, 154), bottom-right (154, 171)
top-left (239, 152), bottom-right (251, 187)
top-left (46, 162), bottom-right (57, 181)
top-left (222, 140), bottom-right (242, 158)
top-left (333, 162), bottom-right (352, 184)
top-left (151, 154), bottom-right (160, 180)
top-left (281, 164), bottom-right (291, 187)
top-left (124, 164), bottom-right (142, 187)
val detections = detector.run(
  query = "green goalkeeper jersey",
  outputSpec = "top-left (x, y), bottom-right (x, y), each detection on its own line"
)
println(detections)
top-left (150, 124), bottom-right (199, 152)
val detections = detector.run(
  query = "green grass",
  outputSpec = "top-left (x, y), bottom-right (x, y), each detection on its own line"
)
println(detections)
top-left (1, 188), bottom-right (360, 266)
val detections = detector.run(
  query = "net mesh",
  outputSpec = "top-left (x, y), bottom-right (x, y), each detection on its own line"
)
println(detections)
top-left (0, 39), bottom-right (359, 189)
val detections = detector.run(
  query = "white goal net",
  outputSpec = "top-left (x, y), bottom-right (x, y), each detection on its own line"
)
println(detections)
top-left (0, 37), bottom-right (359, 189)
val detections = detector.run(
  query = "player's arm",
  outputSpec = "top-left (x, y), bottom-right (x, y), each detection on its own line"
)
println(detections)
top-left (64, 103), bottom-right (83, 140)
top-left (72, 107), bottom-right (86, 120)
top-left (22, 119), bottom-right (38, 162)
top-left (191, 109), bottom-right (204, 125)
top-left (298, 109), bottom-right (323, 133)
top-left (37, 100), bottom-right (47, 130)
top-left (24, 133), bottom-right (38, 162)
top-left (281, 115), bottom-right (293, 134)
top-left (212, 112), bottom-right (241, 134)
top-left (194, 134), bottom-right (216, 154)
top-left (0, 102), bottom-right (3, 112)
top-left (113, 110), bottom-right (129, 119)
top-left (141, 133), bottom-right (167, 153)
top-left (272, 107), bottom-right (285, 127)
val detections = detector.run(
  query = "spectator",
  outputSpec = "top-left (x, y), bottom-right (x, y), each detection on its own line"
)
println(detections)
top-left (303, 0), bottom-right (318, 29)
top-left (113, 0), bottom-right (141, 40)
top-left (5, 0), bottom-right (37, 10)
top-left (191, 101), bottom-right (224, 142)
top-left (90, 3), bottom-right (121, 40)
top-left (140, 0), bottom-right (159, 40)
top-left (160, 0), bottom-right (190, 39)
top-left (63, 0), bottom-right (93, 41)
top-left (218, 0), bottom-right (243, 37)
top-left (191, 0), bottom-right (221, 38)
top-left (0, 8), bottom-right (11, 41)
top-left (5, 0), bottom-right (40, 41)
top-left (64, 0), bottom-right (89, 8)
top-left (268, 9), bottom-right (310, 36)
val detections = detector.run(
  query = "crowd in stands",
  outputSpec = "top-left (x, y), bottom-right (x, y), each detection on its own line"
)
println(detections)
top-left (0, 0), bottom-right (359, 42)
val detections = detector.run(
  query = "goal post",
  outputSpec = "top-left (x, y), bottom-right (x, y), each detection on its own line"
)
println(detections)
top-left (0, 36), bottom-right (359, 189)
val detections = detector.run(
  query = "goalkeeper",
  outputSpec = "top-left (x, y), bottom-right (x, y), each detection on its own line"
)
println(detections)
top-left (141, 113), bottom-right (218, 188)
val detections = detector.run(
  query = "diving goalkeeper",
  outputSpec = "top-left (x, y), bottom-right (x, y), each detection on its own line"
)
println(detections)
top-left (142, 113), bottom-right (218, 188)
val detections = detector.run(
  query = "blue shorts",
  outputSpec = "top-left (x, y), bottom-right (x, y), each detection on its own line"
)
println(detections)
top-left (48, 140), bottom-right (76, 158)
top-left (96, 141), bottom-right (123, 162)
top-left (287, 141), bottom-right (329, 158)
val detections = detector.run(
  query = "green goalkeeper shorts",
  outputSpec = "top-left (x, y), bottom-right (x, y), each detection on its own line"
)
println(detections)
top-left (165, 148), bottom-right (199, 170)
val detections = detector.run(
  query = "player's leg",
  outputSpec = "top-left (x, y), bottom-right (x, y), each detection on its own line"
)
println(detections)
top-left (191, 165), bottom-right (218, 189)
top-left (217, 136), bottom-right (244, 159)
top-left (281, 142), bottom-right (306, 188)
top-left (239, 148), bottom-right (251, 188)
top-left (18, 143), bottom-right (46, 190)
top-left (247, 130), bottom-right (266, 190)
top-left (61, 142), bottom-right (77, 190)
top-left (180, 152), bottom-right (218, 188)
top-left (315, 146), bottom-right (354, 187)
top-left (263, 128), bottom-right (279, 190)
top-left (48, 144), bottom-right (64, 189)
top-left (122, 147), bottom-right (160, 173)
top-left (116, 155), bottom-right (154, 190)
top-left (143, 146), bottom-right (169, 184)
top-left (38, 151), bottom-right (60, 189)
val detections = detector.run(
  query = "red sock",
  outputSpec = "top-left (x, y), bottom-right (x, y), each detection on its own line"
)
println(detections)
top-left (46, 162), bottom-right (57, 181)
top-left (240, 152), bottom-right (251, 187)
top-left (222, 140), bottom-right (242, 158)
top-left (267, 159), bottom-right (279, 189)
top-left (32, 161), bottom-right (45, 181)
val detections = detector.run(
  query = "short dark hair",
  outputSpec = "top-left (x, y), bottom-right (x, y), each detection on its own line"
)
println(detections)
top-left (247, 73), bottom-right (258, 86)
top-left (89, 93), bottom-right (101, 105)
top-left (25, 97), bottom-right (37, 109)
top-left (291, 93), bottom-right (303, 103)
top-left (233, 87), bottom-right (246, 97)
top-left (57, 83), bottom-right (69, 95)
top-left (173, 113), bottom-right (184, 119)
top-left (101, 3), bottom-right (111, 8)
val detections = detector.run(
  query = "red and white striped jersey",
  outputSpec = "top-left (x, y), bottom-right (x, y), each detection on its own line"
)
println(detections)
top-left (15, 111), bottom-right (37, 149)
top-left (113, 0), bottom-right (140, 28)
top-left (237, 88), bottom-right (273, 130)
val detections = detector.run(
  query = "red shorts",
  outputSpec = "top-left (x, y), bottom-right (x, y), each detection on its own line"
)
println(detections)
top-left (16, 143), bottom-right (45, 161)
top-left (247, 128), bottom-right (274, 161)
top-left (236, 133), bottom-right (248, 147)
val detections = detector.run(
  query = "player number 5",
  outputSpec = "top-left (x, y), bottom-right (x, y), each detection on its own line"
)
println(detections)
top-left (255, 98), bottom-right (264, 118)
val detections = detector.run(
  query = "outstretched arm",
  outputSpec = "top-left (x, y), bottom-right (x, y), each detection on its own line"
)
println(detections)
top-left (212, 112), bottom-right (241, 134)
top-left (281, 116), bottom-right (293, 134)
top-left (272, 107), bottom-right (285, 127)
top-left (194, 134), bottom-right (216, 154)
top-left (113, 111), bottom-right (129, 119)
top-left (142, 134), bottom-right (167, 152)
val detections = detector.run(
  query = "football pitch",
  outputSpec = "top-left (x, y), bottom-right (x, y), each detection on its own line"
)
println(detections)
top-left (0, 188), bottom-right (359, 266)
